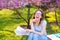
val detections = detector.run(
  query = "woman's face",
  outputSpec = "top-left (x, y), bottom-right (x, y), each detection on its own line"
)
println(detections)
top-left (35, 11), bottom-right (42, 21)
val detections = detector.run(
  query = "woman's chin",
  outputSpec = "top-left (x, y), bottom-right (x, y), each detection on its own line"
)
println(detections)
top-left (36, 19), bottom-right (40, 21)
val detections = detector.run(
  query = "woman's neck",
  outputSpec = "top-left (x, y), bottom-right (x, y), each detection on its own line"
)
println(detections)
top-left (35, 20), bottom-right (40, 26)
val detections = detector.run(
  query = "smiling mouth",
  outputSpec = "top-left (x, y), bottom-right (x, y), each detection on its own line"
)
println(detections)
top-left (36, 17), bottom-right (39, 18)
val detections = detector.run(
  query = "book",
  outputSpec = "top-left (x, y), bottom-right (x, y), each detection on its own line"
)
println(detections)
top-left (14, 26), bottom-right (29, 35)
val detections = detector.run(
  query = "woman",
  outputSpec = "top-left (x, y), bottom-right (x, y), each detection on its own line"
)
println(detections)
top-left (25, 9), bottom-right (48, 40)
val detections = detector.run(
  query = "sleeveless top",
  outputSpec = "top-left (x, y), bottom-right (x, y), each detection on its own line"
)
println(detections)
top-left (28, 20), bottom-right (48, 40)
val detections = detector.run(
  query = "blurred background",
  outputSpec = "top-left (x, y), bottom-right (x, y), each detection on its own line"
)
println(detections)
top-left (0, 0), bottom-right (60, 40)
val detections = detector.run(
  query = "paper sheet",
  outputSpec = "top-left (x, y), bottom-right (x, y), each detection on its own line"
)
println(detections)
top-left (47, 34), bottom-right (60, 40)
top-left (14, 26), bottom-right (29, 35)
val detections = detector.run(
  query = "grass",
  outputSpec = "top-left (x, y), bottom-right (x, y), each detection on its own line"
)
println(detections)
top-left (0, 8), bottom-right (60, 40)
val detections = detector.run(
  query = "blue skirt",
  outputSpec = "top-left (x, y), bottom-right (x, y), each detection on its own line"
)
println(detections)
top-left (28, 33), bottom-right (48, 40)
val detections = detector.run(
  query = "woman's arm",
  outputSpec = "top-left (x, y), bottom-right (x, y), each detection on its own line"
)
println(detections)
top-left (25, 24), bottom-right (46, 36)
top-left (25, 20), bottom-right (35, 32)
top-left (26, 20), bottom-right (47, 36)
top-left (30, 25), bottom-right (46, 36)
top-left (30, 21), bottom-right (34, 31)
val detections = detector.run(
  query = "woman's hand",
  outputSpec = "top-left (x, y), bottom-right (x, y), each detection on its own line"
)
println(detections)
top-left (30, 19), bottom-right (36, 24)
top-left (25, 29), bottom-right (32, 33)
top-left (32, 19), bottom-right (36, 23)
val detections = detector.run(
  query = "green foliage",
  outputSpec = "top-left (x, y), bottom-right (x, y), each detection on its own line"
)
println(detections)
top-left (0, 8), bottom-right (60, 40)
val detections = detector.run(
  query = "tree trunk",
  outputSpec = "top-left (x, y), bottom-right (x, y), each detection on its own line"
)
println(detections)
top-left (54, 9), bottom-right (59, 25)
top-left (27, 3), bottom-right (31, 29)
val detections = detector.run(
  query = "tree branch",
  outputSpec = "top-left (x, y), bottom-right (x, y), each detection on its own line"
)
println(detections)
top-left (14, 8), bottom-right (28, 24)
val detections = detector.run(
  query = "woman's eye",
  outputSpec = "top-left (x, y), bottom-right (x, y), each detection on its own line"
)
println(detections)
top-left (36, 13), bottom-right (41, 15)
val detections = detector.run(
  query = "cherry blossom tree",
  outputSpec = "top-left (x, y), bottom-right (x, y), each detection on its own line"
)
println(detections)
top-left (0, 0), bottom-right (60, 28)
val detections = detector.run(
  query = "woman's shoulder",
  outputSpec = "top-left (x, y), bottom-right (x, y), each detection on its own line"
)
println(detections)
top-left (42, 20), bottom-right (47, 22)
top-left (41, 20), bottom-right (47, 25)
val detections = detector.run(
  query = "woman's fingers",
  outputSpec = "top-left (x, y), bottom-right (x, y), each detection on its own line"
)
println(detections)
top-left (24, 29), bottom-right (30, 32)
top-left (25, 29), bottom-right (32, 33)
